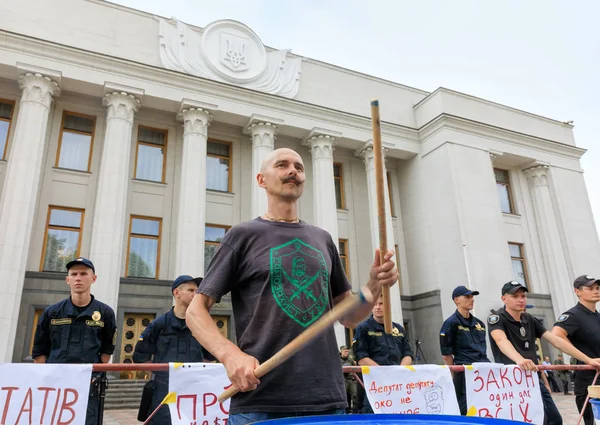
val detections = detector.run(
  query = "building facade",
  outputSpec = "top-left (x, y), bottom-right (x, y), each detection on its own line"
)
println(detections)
top-left (1, 0), bottom-right (599, 366)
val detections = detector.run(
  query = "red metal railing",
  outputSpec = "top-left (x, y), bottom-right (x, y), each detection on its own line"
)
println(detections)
top-left (91, 363), bottom-right (599, 373)
top-left (90, 363), bottom-right (599, 425)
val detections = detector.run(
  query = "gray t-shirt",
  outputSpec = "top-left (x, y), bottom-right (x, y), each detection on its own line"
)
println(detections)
top-left (197, 217), bottom-right (351, 414)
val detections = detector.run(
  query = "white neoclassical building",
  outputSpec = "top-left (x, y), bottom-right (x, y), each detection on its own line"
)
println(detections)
top-left (1, 0), bottom-right (599, 367)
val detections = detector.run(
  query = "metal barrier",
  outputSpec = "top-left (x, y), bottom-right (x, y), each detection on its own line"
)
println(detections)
top-left (91, 363), bottom-right (600, 373)
top-left (89, 363), bottom-right (598, 425)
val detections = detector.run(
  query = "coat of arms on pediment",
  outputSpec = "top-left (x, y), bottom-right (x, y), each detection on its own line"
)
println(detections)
top-left (158, 18), bottom-right (301, 98)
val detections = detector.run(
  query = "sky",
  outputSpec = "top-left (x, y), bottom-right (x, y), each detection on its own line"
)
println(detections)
top-left (112, 0), bottom-right (600, 238)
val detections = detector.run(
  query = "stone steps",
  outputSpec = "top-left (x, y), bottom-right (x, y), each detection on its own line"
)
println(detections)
top-left (104, 379), bottom-right (148, 410)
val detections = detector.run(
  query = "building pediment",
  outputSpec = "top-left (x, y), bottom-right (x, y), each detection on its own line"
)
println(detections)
top-left (158, 18), bottom-right (302, 98)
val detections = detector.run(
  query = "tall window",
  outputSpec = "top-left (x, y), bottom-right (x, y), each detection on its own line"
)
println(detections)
top-left (0, 100), bottom-right (15, 160)
top-left (135, 127), bottom-right (167, 182)
top-left (56, 112), bottom-right (96, 172)
top-left (207, 141), bottom-right (231, 192)
top-left (338, 239), bottom-right (350, 278)
top-left (387, 172), bottom-right (395, 217)
top-left (127, 216), bottom-right (162, 278)
top-left (509, 243), bottom-right (529, 289)
top-left (495, 169), bottom-right (515, 214)
top-left (205, 225), bottom-right (230, 273)
top-left (41, 207), bottom-right (84, 272)
top-left (333, 163), bottom-right (345, 209)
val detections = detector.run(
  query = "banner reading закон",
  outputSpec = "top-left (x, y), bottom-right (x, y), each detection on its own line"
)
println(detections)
top-left (362, 365), bottom-right (460, 415)
top-left (465, 363), bottom-right (543, 424)
top-left (0, 363), bottom-right (91, 425)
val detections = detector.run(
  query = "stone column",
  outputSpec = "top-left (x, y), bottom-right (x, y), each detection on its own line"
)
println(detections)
top-left (356, 142), bottom-right (403, 324)
top-left (302, 134), bottom-right (338, 242)
top-left (523, 165), bottom-right (575, 316)
top-left (175, 100), bottom-right (213, 277)
top-left (0, 66), bottom-right (60, 362)
top-left (89, 84), bottom-right (142, 311)
top-left (244, 115), bottom-right (283, 218)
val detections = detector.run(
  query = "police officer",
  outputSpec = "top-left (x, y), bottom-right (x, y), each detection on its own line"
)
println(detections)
top-left (439, 285), bottom-right (490, 415)
top-left (340, 345), bottom-right (358, 413)
top-left (133, 275), bottom-right (206, 425)
top-left (353, 294), bottom-right (413, 413)
top-left (551, 275), bottom-right (600, 425)
top-left (487, 281), bottom-right (600, 425)
top-left (553, 354), bottom-right (571, 395)
top-left (32, 257), bottom-right (117, 425)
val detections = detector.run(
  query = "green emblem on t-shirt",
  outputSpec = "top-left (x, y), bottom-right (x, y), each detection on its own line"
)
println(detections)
top-left (270, 238), bottom-right (329, 327)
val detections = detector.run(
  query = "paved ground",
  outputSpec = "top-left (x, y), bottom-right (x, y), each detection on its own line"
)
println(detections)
top-left (104, 409), bottom-right (138, 425)
top-left (103, 394), bottom-right (584, 424)
top-left (553, 393), bottom-right (585, 424)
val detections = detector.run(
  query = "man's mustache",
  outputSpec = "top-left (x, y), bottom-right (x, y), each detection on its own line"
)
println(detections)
top-left (282, 176), bottom-right (302, 185)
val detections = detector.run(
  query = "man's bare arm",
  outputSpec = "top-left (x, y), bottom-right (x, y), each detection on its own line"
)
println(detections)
top-left (187, 293), bottom-right (260, 392)
top-left (490, 329), bottom-right (537, 371)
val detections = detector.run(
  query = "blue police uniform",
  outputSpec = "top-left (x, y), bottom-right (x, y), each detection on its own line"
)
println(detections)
top-left (353, 317), bottom-right (413, 366)
top-left (32, 295), bottom-right (117, 425)
top-left (439, 310), bottom-right (489, 415)
top-left (353, 316), bottom-right (413, 413)
top-left (133, 308), bottom-right (206, 425)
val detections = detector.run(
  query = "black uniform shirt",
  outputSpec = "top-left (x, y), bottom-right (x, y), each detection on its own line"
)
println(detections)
top-left (554, 302), bottom-right (600, 395)
top-left (440, 310), bottom-right (490, 365)
top-left (487, 307), bottom-right (546, 365)
top-left (32, 296), bottom-right (117, 364)
top-left (353, 316), bottom-right (413, 365)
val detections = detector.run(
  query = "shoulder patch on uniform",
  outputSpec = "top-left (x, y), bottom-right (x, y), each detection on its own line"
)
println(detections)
top-left (488, 314), bottom-right (499, 325)
top-left (557, 314), bottom-right (569, 323)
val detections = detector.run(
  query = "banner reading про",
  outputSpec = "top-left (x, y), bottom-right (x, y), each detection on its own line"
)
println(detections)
top-left (465, 363), bottom-right (543, 424)
top-left (0, 363), bottom-right (91, 425)
top-left (362, 365), bottom-right (460, 415)
top-left (168, 363), bottom-right (230, 425)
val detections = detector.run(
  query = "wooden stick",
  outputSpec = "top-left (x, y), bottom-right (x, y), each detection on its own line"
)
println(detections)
top-left (370, 99), bottom-right (392, 334)
top-left (217, 291), bottom-right (370, 402)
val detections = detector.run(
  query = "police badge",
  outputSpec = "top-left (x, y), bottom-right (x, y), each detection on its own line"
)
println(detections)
top-left (92, 311), bottom-right (101, 321)
top-left (392, 327), bottom-right (400, 336)
top-left (488, 314), bottom-right (499, 325)
top-left (557, 314), bottom-right (569, 322)
top-left (520, 326), bottom-right (526, 337)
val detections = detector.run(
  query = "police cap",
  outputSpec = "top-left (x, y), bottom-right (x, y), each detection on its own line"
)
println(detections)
top-left (573, 275), bottom-right (600, 289)
top-left (172, 275), bottom-right (203, 292)
top-left (66, 257), bottom-right (95, 273)
top-left (452, 285), bottom-right (480, 299)
top-left (501, 280), bottom-right (528, 295)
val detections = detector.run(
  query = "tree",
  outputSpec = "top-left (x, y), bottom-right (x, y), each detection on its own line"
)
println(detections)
top-left (128, 252), bottom-right (154, 278)
top-left (43, 232), bottom-right (76, 272)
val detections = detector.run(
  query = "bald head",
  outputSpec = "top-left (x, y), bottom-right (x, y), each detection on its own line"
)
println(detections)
top-left (260, 148), bottom-right (303, 174)
top-left (257, 148), bottom-right (305, 201)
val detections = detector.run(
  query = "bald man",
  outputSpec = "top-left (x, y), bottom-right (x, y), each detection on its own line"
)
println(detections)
top-left (187, 148), bottom-right (398, 424)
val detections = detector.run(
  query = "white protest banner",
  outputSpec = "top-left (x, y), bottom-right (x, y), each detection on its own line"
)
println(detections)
top-left (362, 365), bottom-right (460, 415)
top-left (465, 363), bottom-right (543, 424)
top-left (0, 363), bottom-right (91, 425)
top-left (168, 363), bottom-right (230, 425)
